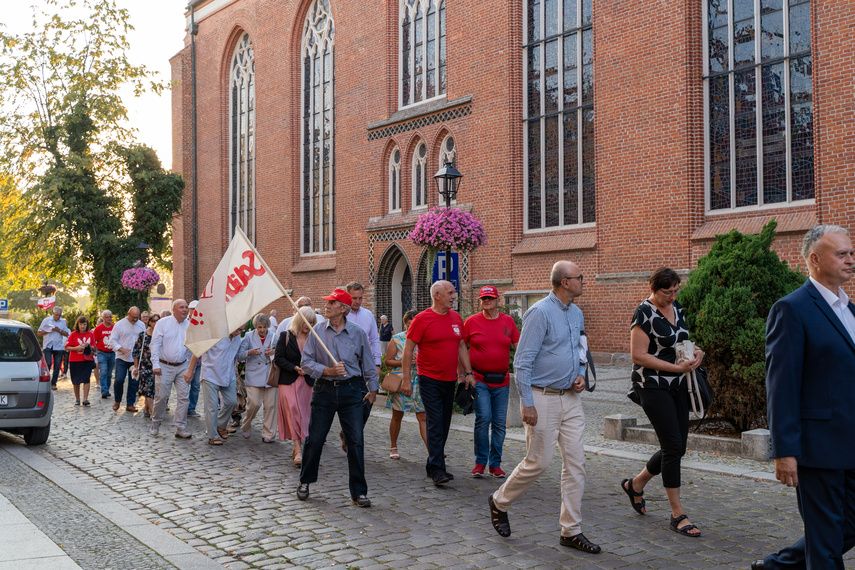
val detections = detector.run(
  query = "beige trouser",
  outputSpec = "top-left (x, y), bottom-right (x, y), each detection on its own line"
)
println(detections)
top-left (492, 388), bottom-right (586, 537)
top-left (152, 362), bottom-right (190, 431)
top-left (242, 386), bottom-right (278, 439)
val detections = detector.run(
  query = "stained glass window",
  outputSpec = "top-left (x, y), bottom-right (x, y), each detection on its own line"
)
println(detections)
top-left (705, 0), bottom-right (813, 210)
top-left (302, 0), bottom-right (335, 253)
top-left (413, 142), bottom-right (428, 208)
top-left (230, 33), bottom-right (255, 243)
top-left (525, 0), bottom-right (594, 230)
top-left (389, 148), bottom-right (402, 212)
top-left (401, 0), bottom-right (447, 107)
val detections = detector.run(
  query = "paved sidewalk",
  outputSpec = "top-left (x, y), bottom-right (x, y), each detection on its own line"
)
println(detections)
top-left (1, 368), bottom-right (851, 569)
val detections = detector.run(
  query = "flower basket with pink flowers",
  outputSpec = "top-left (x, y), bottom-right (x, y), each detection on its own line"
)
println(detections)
top-left (409, 207), bottom-right (486, 281)
top-left (120, 263), bottom-right (161, 292)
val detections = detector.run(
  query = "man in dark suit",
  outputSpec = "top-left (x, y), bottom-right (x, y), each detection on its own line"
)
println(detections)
top-left (754, 225), bottom-right (855, 570)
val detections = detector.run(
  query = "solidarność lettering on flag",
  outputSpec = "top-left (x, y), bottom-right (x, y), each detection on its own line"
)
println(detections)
top-left (184, 226), bottom-right (285, 357)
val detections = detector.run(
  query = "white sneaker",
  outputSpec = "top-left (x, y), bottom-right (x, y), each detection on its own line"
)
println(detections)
top-left (150, 424), bottom-right (159, 436)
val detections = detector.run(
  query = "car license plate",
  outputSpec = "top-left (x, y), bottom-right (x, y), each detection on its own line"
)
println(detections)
top-left (0, 395), bottom-right (7, 406)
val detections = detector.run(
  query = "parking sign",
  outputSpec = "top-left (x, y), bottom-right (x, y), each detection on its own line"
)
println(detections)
top-left (0, 299), bottom-right (7, 311)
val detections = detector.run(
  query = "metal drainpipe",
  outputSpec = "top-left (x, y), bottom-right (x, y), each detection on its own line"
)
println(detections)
top-left (190, 4), bottom-right (199, 298)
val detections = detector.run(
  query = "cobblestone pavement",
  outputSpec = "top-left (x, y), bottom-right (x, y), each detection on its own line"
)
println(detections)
top-left (12, 374), bottom-right (854, 569)
top-left (0, 444), bottom-right (174, 569)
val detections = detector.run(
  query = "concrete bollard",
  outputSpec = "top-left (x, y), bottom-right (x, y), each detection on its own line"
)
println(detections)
top-left (604, 414), bottom-right (637, 441)
top-left (741, 428), bottom-right (771, 461)
top-left (506, 374), bottom-right (523, 428)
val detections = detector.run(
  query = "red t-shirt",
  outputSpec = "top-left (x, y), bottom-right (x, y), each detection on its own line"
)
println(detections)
top-left (407, 308), bottom-right (465, 381)
top-left (66, 331), bottom-right (96, 362)
top-left (92, 323), bottom-right (114, 352)
top-left (464, 313), bottom-right (520, 387)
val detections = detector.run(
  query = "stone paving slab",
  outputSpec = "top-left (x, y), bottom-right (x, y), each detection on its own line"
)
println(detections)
top-left (5, 376), bottom-right (853, 569)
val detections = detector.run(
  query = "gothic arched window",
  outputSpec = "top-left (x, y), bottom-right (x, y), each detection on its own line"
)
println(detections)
top-left (400, 0), bottom-right (446, 107)
top-left (412, 142), bottom-right (428, 208)
top-left (230, 33), bottom-right (255, 242)
top-left (302, 0), bottom-right (335, 253)
top-left (389, 148), bottom-right (402, 212)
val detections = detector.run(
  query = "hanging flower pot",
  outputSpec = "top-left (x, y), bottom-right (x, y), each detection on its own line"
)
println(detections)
top-left (120, 263), bottom-right (161, 292)
top-left (409, 207), bottom-right (487, 282)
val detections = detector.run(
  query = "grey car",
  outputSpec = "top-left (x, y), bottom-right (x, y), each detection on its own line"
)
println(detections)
top-left (0, 318), bottom-right (53, 445)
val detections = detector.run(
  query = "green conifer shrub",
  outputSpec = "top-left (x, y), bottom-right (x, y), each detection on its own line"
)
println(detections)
top-left (678, 220), bottom-right (804, 431)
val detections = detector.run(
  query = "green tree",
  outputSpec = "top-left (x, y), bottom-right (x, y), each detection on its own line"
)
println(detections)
top-left (679, 220), bottom-right (804, 431)
top-left (0, 0), bottom-right (182, 314)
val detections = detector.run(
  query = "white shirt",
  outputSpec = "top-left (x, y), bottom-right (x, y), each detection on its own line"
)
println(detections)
top-left (269, 315), bottom-right (278, 330)
top-left (346, 306), bottom-right (382, 366)
top-left (150, 315), bottom-right (191, 369)
top-left (200, 335), bottom-right (242, 387)
top-left (277, 312), bottom-right (325, 336)
top-left (38, 316), bottom-right (69, 351)
top-left (111, 317), bottom-right (145, 362)
top-left (810, 277), bottom-right (855, 343)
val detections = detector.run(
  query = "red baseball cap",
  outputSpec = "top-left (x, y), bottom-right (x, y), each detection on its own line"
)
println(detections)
top-left (478, 286), bottom-right (499, 299)
top-left (322, 288), bottom-right (352, 306)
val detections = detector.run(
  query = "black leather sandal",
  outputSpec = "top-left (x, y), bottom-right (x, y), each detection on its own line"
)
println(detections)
top-left (621, 478), bottom-right (646, 515)
top-left (670, 514), bottom-right (701, 537)
top-left (488, 494), bottom-right (511, 537)
top-left (560, 533), bottom-right (602, 554)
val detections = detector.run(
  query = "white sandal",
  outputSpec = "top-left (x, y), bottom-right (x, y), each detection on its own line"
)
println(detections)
top-left (390, 447), bottom-right (400, 459)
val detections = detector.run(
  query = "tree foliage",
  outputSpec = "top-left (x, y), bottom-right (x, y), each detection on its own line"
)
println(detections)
top-left (0, 0), bottom-right (182, 315)
top-left (679, 220), bottom-right (804, 431)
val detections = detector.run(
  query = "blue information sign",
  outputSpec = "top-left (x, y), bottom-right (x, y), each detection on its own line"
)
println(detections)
top-left (0, 299), bottom-right (7, 310)
top-left (431, 252), bottom-right (459, 290)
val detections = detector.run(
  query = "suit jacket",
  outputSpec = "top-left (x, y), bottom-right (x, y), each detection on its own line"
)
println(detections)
top-left (236, 330), bottom-right (277, 388)
top-left (766, 279), bottom-right (855, 469)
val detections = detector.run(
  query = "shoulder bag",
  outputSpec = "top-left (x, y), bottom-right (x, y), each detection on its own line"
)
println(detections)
top-left (381, 372), bottom-right (403, 393)
top-left (675, 339), bottom-right (714, 419)
top-left (266, 332), bottom-right (285, 388)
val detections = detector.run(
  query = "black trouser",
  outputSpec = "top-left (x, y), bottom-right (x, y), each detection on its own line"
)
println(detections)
top-left (420, 375), bottom-right (456, 476)
top-left (638, 384), bottom-right (689, 488)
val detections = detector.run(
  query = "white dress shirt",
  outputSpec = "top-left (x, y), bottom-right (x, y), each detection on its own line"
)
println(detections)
top-left (38, 316), bottom-right (69, 351)
top-left (810, 277), bottom-right (855, 344)
top-left (111, 317), bottom-right (145, 362)
top-left (346, 306), bottom-right (382, 366)
top-left (150, 315), bottom-right (191, 370)
top-left (200, 335), bottom-right (243, 387)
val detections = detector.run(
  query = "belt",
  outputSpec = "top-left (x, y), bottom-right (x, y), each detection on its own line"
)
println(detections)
top-left (98, 349), bottom-right (113, 353)
top-left (316, 376), bottom-right (361, 387)
top-left (537, 386), bottom-right (573, 396)
top-left (160, 359), bottom-right (187, 367)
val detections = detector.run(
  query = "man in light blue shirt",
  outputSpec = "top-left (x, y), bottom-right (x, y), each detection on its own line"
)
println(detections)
top-left (489, 261), bottom-right (601, 555)
top-left (37, 307), bottom-right (70, 390)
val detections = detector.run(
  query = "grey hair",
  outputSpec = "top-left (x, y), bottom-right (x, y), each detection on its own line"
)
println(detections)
top-left (802, 225), bottom-right (849, 261)
top-left (430, 280), bottom-right (452, 298)
top-left (380, 315), bottom-right (388, 320)
top-left (253, 314), bottom-right (270, 328)
top-left (101, 310), bottom-right (113, 318)
top-left (52, 307), bottom-right (63, 314)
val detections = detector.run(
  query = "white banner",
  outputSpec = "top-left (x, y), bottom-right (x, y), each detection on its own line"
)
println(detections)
top-left (185, 227), bottom-right (285, 357)
top-left (37, 296), bottom-right (56, 310)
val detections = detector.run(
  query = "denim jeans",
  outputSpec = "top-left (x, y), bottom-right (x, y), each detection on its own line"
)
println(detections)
top-left (45, 349), bottom-right (64, 385)
top-left (113, 358), bottom-right (138, 407)
top-left (188, 361), bottom-right (201, 413)
top-left (300, 380), bottom-right (367, 499)
top-left (420, 375), bottom-right (456, 477)
top-left (97, 350), bottom-right (116, 396)
top-left (474, 382), bottom-right (509, 468)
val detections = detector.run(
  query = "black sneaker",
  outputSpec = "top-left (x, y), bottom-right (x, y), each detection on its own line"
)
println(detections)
top-left (445, 471), bottom-right (454, 481)
top-left (431, 471), bottom-right (450, 485)
top-left (101, 393), bottom-right (110, 399)
top-left (352, 495), bottom-right (371, 508)
top-left (296, 483), bottom-right (310, 501)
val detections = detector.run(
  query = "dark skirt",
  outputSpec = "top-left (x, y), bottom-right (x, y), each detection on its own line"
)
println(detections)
top-left (69, 360), bottom-right (95, 385)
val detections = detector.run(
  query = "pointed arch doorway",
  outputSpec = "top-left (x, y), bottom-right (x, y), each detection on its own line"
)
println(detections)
top-left (376, 244), bottom-right (414, 333)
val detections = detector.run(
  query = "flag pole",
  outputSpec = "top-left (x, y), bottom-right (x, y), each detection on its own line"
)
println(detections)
top-left (234, 227), bottom-right (338, 364)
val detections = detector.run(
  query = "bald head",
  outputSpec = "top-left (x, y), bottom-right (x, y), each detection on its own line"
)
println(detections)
top-left (296, 297), bottom-right (312, 308)
top-left (550, 261), bottom-right (578, 288)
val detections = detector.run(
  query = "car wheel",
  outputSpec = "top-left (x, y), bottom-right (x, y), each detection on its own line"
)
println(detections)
top-left (23, 422), bottom-right (50, 446)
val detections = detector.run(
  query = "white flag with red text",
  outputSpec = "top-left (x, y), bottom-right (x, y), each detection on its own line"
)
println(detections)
top-left (184, 227), bottom-right (284, 357)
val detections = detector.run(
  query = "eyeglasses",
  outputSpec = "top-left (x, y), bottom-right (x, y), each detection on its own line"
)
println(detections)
top-left (564, 275), bottom-right (584, 282)
top-left (659, 288), bottom-right (681, 297)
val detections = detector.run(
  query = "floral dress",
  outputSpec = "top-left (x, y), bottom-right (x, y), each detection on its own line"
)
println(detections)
top-left (384, 331), bottom-right (424, 413)
top-left (133, 330), bottom-right (155, 398)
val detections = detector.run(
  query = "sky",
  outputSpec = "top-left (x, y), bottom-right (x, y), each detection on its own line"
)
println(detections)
top-left (3, 0), bottom-right (188, 169)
